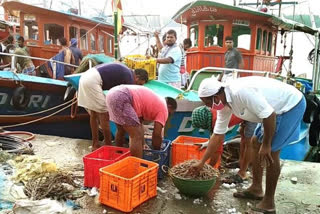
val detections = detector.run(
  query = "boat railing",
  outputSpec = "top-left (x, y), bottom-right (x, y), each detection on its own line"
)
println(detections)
top-left (0, 52), bottom-right (79, 79)
top-left (187, 66), bottom-right (290, 91)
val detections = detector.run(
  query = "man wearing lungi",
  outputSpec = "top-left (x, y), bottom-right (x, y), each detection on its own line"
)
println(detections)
top-left (106, 85), bottom-right (177, 158)
top-left (78, 63), bottom-right (148, 150)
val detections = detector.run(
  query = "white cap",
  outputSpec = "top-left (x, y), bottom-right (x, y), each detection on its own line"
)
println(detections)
top-left (198, 77), bottom-right (223, 98)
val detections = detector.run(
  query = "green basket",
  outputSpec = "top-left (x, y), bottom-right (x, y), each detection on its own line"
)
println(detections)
top-left (169, 169), bottom-right (217, 197)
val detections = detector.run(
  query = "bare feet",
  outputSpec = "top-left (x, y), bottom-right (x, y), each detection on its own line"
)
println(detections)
top-left (92, 142), bottom-right (100, 151)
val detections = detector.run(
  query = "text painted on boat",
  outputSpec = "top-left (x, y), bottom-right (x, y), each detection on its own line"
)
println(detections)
top-left (0, 92), bottom-right (50, 108)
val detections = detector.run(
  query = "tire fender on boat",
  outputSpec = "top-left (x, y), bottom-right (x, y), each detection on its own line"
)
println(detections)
top-left (12, 86), bottom-right (30, 110)
top-left (64, 85), bottom-right (76, 102)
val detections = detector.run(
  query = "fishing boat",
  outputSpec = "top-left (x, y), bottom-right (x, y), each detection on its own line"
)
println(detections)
top-left (64, 1), bottom-right (319, 151)
top-left (169, 0), bottom-right (320, 161)
top-left (0, 0), bottom-right (118, 138)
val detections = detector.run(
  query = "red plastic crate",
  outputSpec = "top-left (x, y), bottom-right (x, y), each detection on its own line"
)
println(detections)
top-left (99, 157), bottom-right (158, 212)
top-left (83, 146), bottom-right (130, 188)
top-left (172, 136), bottom-right (221, 168)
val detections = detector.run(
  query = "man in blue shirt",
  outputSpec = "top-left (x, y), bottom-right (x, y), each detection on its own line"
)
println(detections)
top-left (69, 38), bottom-right (83, 66)
top-left (156, 29), bottom-right (182, 88)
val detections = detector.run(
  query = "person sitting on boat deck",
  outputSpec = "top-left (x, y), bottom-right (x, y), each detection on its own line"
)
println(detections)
top-left (69, 38), bottom-right (83, 66)
top-left (59, 37), bottom-right (75, 75)
top-left (0, 44), bottom-right (36, 75)
top-left (17, 36), bottom-right (30, 55)
top-left (78, 63), bottom-right (149, 151)
top-left (192, 104), bottom-right (256, 183)
top-left (190, 76), bottom-right (306, 214)
top-left (155, 29), bottom-right (182, 89)
top-left (106, 85), bottom-right (177, 158)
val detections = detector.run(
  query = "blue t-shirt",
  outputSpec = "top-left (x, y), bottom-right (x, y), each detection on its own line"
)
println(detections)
top-left (96, 63), bottom-right (134, 90)
top-left (69, 46), bottom-right (83, 66)
top-left (158, 44), bottom-right (182, 83)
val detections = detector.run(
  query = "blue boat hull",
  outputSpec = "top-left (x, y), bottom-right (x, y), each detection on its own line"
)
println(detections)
top-left (0, 71), bottom-right (91, 139)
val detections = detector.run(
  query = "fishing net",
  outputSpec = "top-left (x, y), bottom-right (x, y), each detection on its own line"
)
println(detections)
top-left (24, 171), bottom-right (83, 200)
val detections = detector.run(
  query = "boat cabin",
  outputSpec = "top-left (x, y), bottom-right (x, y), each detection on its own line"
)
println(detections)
top-left (172, 1), bottom-right (315, 74)
top-left (2, 1), bottom-right (116, 67)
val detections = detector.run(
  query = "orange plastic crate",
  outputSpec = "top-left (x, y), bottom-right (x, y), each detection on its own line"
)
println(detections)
top-left (172, 136), bottom-right (221, 169)
top-left (83, 146), bottom-right (130, 188)
top-left (99, 157), bottom-right (158, 212)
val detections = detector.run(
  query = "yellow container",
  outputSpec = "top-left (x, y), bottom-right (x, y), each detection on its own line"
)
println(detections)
top-left (124, 55), bottom-right (157, 80)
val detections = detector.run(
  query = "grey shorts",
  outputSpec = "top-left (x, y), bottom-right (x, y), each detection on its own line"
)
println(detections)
top-left (243, 121), bottom-right (257, 138)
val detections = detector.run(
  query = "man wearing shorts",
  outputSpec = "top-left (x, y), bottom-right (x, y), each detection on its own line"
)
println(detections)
top-left (191, 76), bottom-right (306, 214)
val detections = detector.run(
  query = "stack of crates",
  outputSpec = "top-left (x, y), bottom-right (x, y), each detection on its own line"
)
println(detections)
top-left (83, 146), bottom-right (130, 188)
top-left (171, 136), bottom-right (221, 169)
top-left (99, 157), bottom-right (158, 212)
top-left (124, 54), bottom-right (157, 80)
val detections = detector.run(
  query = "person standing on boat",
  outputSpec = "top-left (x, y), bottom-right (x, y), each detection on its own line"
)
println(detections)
top-left (191, 76), bottom-right (306, 214)
top-left (69, 38), bottom-right (83, 66)
top-left (0, 44), bottom-right (36, 75)
top-left (155, 29), bottom-right (182, 88)
top-left (106, 85), bottom-right (177, 158)
top-left (59, 37), bottom-right (75, 76)
top-left (180, 38), bottom-right (192, 88)
top-left (17, 36), bottom-right (30, 55)
top-left (220, 35), bottom-right (244, 82)
top-left (77, 63), bottom-right (149, 151)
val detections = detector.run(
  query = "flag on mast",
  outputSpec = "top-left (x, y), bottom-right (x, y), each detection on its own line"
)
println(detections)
top-left (112, 0), bottom-right (124, 34)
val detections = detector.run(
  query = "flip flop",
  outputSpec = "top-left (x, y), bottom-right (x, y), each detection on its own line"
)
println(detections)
top-left (245, 206), bottom-right (276, 214)
top-left (233, 190), bottom-right (263, 200)
top-left (222, 174), bottom-right (245, 184)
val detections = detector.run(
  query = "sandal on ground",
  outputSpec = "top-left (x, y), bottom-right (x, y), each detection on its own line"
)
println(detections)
top-left (222, 174), bottom-right (245, 184)
top-left (233, 190), bottom-right (263, 200)
top-left (245, 206), bottom-right (276, 214)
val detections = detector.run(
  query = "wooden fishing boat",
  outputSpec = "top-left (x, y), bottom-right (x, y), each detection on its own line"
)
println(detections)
top-left (169, 0), bottom-right (320, 161)
top-left (0, 1), bottom-right (118, 138)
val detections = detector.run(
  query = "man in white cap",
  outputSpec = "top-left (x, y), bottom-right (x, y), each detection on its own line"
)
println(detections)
top-left (190, 76), bottom-right (306, 214)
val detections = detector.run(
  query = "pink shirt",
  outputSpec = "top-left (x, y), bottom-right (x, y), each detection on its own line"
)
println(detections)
top-left (127, 85), bottom-right (168, 126)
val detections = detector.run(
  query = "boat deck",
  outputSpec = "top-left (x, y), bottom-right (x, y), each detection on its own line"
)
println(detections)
top-left (4, 134), bottom-right (320, 214)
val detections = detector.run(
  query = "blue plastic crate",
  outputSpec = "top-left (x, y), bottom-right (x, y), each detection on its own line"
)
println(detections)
top-left (143, 139), bottom-right (171, 178)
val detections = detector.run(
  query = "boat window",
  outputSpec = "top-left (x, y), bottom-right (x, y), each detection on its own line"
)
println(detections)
top-left (267, 32), bottom-right (272, 53)
top-left (232, 25), bottom-right (251, 50)
top-left (189, 26), bottom-right (198, 47)
top-left (256, 28), bottom-right (262, 50)
top-left (262, 30), bottom-right (267, 52)
top-left (107, 36), bottom-right (113, 54)
top-left (80, 29), bottom-right (88, 50)
top-left (69, 26), bottom-right (78, 41)
top-left (204, 24), bottom-right (224, 47)
top-left (99, 34), bottom-right (105, 53)
top-left (44, 24), bottom-right (64, 45)
top-left (23, 14), bottom-right (38, 43)
top-left (90, 33), bottom-right (96, 51)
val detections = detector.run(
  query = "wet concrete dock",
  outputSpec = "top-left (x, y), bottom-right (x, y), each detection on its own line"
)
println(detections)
top-left (20, 135), bottom-right (320, 213)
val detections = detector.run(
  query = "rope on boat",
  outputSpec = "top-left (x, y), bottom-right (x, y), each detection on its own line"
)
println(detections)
top-left (0, 97), bottom-right (78, 129)
top-left (0, 98), bottom-right (74, 117)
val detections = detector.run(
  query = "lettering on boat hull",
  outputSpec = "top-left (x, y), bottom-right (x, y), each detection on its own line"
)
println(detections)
top-left (0, 92), bottom-right (51, 109)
